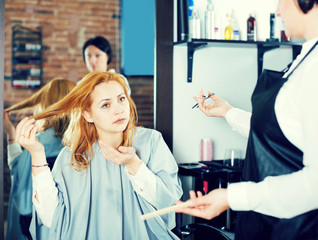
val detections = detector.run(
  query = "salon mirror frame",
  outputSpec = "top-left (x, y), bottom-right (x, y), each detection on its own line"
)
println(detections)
top-left (1, 0), bottom-right (6, 238)
top-left (0, 0), bottom-right (171, 238)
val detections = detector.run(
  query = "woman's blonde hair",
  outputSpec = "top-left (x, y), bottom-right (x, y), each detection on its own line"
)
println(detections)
top-left (6, 77), bottom-right (76, 136)
top-left (33, 71), bottom-right (138, 171)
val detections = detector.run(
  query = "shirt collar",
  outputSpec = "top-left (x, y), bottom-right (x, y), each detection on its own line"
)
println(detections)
top-left (301, 36), bottom-right (318, 55)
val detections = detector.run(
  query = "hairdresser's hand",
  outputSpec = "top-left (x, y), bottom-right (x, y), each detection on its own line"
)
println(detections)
top-left (175, 189), bottom-right (230, 220)
top-left (4, 111), bottom-right (16, 140)
top-left (16, 117), bottom-right (44, 155)
top-left (194, 89), bottom-right (233, 118)
top-left (99, 141), bottom-right (142, 175)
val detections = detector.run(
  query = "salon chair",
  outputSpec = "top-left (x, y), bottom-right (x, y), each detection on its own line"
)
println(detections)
top-left (176, 223), bottom-right (234, 240)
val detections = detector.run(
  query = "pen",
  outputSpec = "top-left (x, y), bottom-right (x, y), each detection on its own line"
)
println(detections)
top-left (192, 93), bottom-right (215, 109)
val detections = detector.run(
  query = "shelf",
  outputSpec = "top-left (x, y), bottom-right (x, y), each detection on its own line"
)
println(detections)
top-left (173, 39), bottom-right (302, 83)
top-left (11, 24), bottom-right (42, 89)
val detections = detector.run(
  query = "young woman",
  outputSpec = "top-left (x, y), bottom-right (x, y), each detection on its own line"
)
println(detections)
top-left (177, 0), bottom-right (318, 239)
top-left (16, 71), bottom-right (182, 239)
top-left (4, 78), bottom-right (76, 240)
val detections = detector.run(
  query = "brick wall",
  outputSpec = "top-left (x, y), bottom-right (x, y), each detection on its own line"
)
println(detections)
top-left (4, 0), bottom-right (154, 128)
top-left (3, 0), bottom-right (154, 222)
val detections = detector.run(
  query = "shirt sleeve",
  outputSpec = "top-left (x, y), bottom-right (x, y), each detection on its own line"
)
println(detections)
top-left (225, 108), bottom-right (251, 138)
top-left (228, 166), bottom-right (318, 219)
top-left (32, 168), bottom-right (58, 228)
top-left (124, 162), bottom-right (157, 208)
top-left (7, 143), bottom-right (23, 169)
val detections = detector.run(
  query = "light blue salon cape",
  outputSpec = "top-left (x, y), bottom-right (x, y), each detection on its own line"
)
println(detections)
top-left (6, 127), bottom-right (63, 240)
top-left (31, 127), bottom-right (183, 240)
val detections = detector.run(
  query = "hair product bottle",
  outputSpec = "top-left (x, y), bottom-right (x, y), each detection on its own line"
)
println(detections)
top-left (205, 0), bottom-right (215, 39)
top-left (232, 10), bottom-right (240, 40)
top-left (191, 10), bottom-right (201, 39)
top-left (247, 13), bottom-right (257, 41)
top-left (213, 15), bottom-right (220, 39)
top-left (224, 13), bottom-right (233, 40)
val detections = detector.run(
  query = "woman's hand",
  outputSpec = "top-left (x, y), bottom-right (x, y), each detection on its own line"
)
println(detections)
top-left (17, 117), bottom-right (48, 176)
top-left (16, 117), bottom-right (44, 155)
top-left (4, 111), bottom-right (16, 141)
top-left (194, 89), bottom-right (233, 118)
top-left (99, 141), bottom-right (142, 175)
top-left (175, 189), bottom-right (230, 220)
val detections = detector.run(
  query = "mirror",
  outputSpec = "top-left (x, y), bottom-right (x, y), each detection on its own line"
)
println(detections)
top-left (2, 1), bottom-right (155, 238)
top-left (1, 1), bottom-right (5, 238)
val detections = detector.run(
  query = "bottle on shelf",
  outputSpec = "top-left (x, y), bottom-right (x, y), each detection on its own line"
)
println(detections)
top-left (247, 13), bottom-right (257, 41)
top-left (188, 0), bottom-right (194, 19)
top-left (232, 10), bottom-right (240, 40)
top-left (267, 13), bottom-right (279, 42)
top-left (213, 15), bottom-right (221, 39)
top-left (204, 0), bottom-right (215, 39)
top-left (190, 9), bottom-right (201, 39)
top-left (224, 12), bottom-right (233, 40)
top-left (188, 0), bottom-right (194, 40)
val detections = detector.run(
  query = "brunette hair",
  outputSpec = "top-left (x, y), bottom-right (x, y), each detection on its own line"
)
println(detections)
top-left (6, 77), bottom-right (76, 136)
top-left (297, 0), bottom-right (318, 13)
top-left (82, 36), bottom-right (113, 65)
top-left (33, 71), bottom-right (138, 171)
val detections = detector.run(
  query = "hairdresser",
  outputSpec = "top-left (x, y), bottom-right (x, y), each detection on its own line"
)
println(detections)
top-left (81, 35), bottom-right (131, 95)
top-left (177, 0), bottom-right (318, 239)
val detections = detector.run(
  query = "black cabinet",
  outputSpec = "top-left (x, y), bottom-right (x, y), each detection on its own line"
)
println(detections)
top-left (178, 162), bottom-right (243, 232)
top-left (11, 25), bottom-right (42, 89)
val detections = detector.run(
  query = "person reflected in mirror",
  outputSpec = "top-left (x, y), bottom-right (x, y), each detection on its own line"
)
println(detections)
top-left (177, 0), bottom-right (318, 239)
top-left (16, 71), bottom-right (182, 239)
top-left (81, 35), bottom-right (131, 95)
top-left (4, 78), bottom-right (76, 240)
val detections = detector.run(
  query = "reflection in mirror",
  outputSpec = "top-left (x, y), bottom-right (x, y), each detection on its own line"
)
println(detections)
top-left (4, 78), bottom-right (76, 239)
top-left (3, 0), bottom-right (154, 239)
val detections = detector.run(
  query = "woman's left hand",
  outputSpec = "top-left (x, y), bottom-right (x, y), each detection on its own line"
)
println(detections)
top-left (99, 141), bottom-right (142, 175)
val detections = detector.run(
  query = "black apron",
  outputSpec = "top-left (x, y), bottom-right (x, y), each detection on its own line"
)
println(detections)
top-left (235, 41), bottom-right (318, 240)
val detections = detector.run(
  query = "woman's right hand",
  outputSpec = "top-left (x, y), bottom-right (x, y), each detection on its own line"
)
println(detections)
top-left (194, 89), bottom-right (233, 118)
top-left (16, 117), bottom-right (44, 155)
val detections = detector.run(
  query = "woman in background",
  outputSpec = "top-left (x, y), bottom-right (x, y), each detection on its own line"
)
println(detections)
top-left (177, 0), bottom-right (318, 239)
top-left (17, 71), bottom-right (182, 239)
top-left (4, 78), bottom-right (76, 239)
top-left (82, 35), bottom-right (112, 73)
top-left (81, 35), bottom-right (131, 95)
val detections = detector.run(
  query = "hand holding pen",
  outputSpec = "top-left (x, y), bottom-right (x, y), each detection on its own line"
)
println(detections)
top-left (192, 92), bottom-right (215, 109)
top-left (193, 89), bottom-right (233, 118)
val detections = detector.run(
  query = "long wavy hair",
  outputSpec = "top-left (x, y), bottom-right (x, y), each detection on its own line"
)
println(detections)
top-left (32, 71), bottom-right (138, 171)
top-left (6, 77), bottom-right (76, 136)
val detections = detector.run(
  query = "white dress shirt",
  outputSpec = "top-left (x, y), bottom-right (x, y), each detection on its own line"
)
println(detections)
top-left (227, 37), bottom-right (318, 219)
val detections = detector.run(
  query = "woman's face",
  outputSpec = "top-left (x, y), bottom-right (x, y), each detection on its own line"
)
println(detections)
top-left (276, 0), bottom-right (305, 38)
top-left (84, 45), bottom-right (109, 72)
top-left (83, 81), bottom-right (130, 137)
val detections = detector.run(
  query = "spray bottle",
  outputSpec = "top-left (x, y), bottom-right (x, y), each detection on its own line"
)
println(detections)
top-left (205, 0), bottom-right (215, 39)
